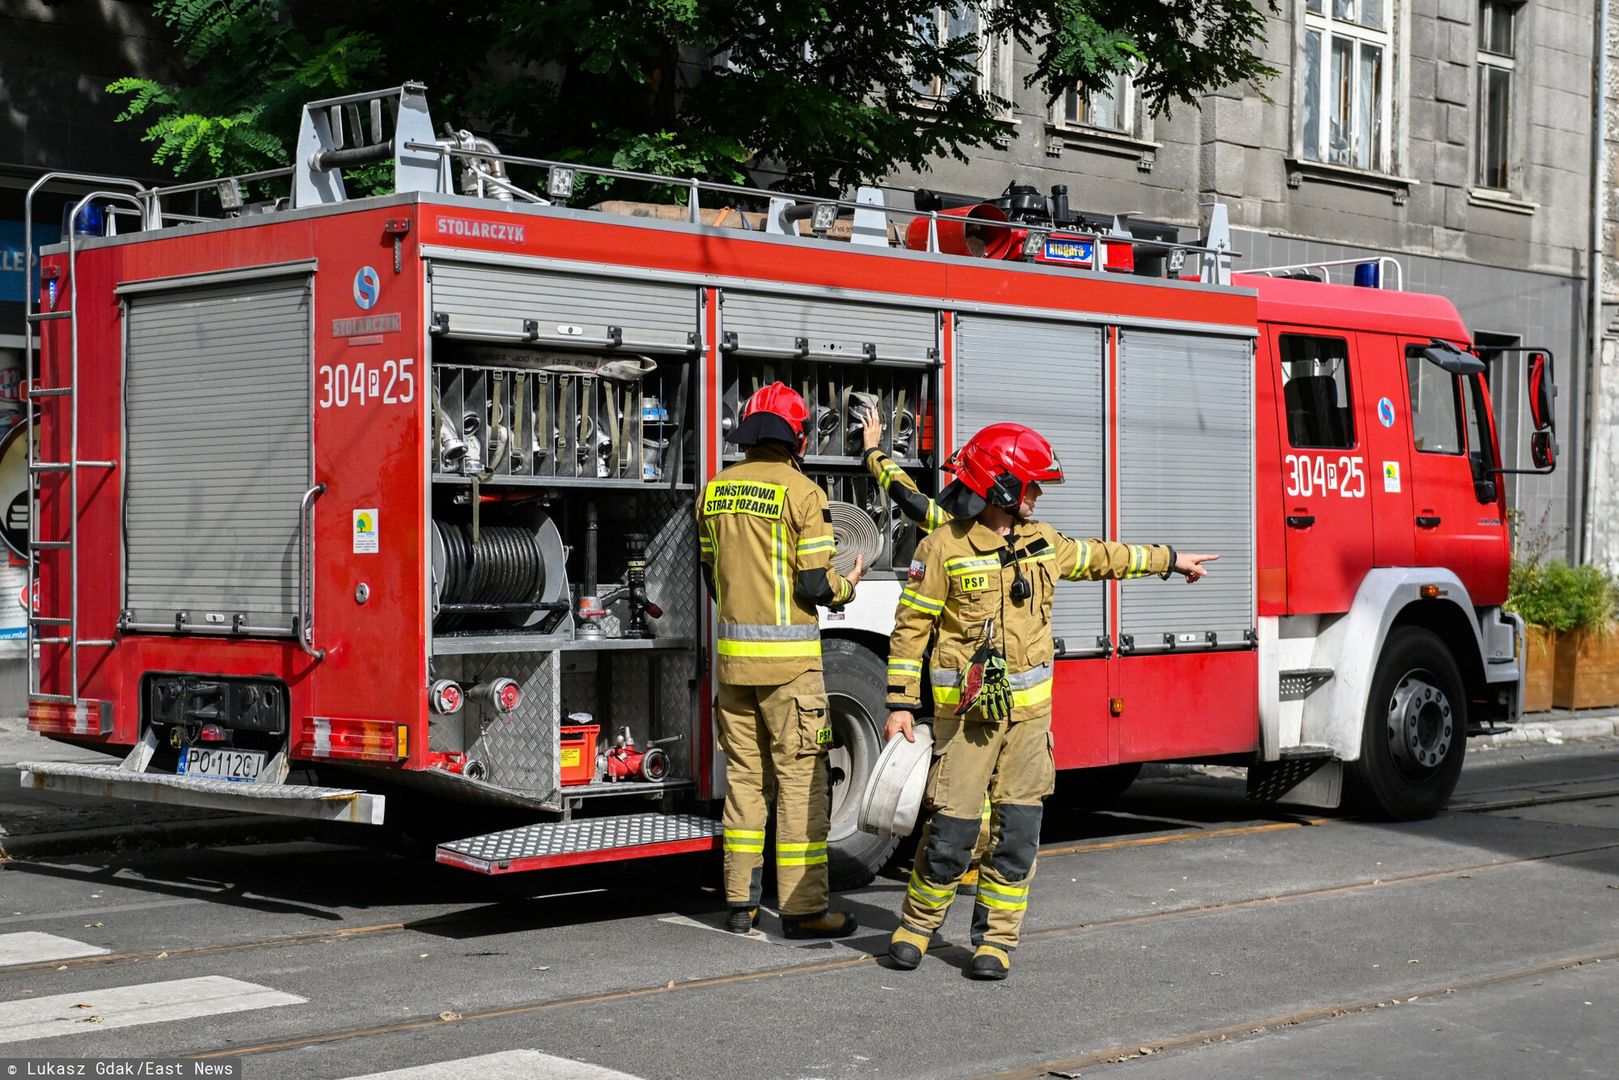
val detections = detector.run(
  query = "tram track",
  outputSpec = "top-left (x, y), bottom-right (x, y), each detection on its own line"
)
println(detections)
top-left (978, 945), bottom-right (1619, 1080)
top-left (5, 775), bottom-right (1615, 981)
top-left (179, 834), bottom-right (1619, 1062)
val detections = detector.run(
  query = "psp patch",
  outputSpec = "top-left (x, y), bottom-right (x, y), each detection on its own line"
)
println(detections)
top-left (908, 560), bottom-right (926, 581)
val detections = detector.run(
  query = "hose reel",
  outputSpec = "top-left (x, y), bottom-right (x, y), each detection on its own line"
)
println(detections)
top-left (431, 511), bottom-right (568, 629)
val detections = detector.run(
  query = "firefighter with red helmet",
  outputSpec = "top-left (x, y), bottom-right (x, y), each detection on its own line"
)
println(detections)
top-left (882, 422), bottom-right (1216, 979)
top-left (698, 382), bottom-right (865, 938)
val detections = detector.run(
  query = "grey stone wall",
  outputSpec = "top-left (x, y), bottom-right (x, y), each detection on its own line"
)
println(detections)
top-left (883, 1), bottom-right (1596, 563)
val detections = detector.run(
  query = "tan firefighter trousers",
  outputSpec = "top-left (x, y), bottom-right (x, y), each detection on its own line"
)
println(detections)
top-left (898, 712), bottom-right (1056, 951)
top-left (716, 668), bottom-right (834, 917)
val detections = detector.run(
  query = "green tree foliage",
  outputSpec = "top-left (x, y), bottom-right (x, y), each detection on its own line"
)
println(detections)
top-left (114, 0), bottom-right (1278, 195)
top-left (109, 0), bottom-right (385, 180)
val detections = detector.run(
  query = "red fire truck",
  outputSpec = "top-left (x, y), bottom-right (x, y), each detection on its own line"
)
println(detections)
top-left (17, 85), bottom-right (1557, 884)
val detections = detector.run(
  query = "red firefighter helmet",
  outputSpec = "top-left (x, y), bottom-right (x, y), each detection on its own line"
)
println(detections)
top-left (732, 382), bottom-right (812, 457)
top-left (943, 423), bottom-right (1064, 514)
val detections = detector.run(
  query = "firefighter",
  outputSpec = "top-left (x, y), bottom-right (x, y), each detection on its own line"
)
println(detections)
top-left (858, 405), bottom-right (990, 896)
top-left (698, 382), bottom-right (866, 938)
top-left (882, 422), bottom-right (1216, 979)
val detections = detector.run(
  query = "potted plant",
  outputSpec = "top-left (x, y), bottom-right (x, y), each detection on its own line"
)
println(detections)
top-left (1548, 563), bottom-right (1619, 710)
top-left (1504, 508), bottom-right (1571, 714)
top-left (1506, 560), bottom-right (1558, 713)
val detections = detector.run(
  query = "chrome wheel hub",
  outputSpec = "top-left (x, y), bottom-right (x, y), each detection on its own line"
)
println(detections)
top-left (1386, 671), bottom-right (1454, 773)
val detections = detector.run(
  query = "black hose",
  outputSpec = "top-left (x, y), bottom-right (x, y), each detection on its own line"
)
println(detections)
top-left (434, 522), bottom-right (545, 623)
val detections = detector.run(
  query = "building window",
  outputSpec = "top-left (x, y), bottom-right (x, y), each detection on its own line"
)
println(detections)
top-left (1301, 0), bottom-right (1393, 172)
top-left (912, 5), bottom-right (1014, 111)
top-left (1476, 0), bottom-right (1516, 190)
top-left (1057, 71), bottom-right (1132, 133)
top-left (1280, 335), bottom-right (1356, 449)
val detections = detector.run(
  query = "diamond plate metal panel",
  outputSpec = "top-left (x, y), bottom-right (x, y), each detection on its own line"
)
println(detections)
top-left (16, 761), bottom-right (382, 823)
top-left (18, 761), bottom-right (360, 798)
top-left (441, 812), bottom-right (720, 863)
top-left (642, 490), bottom-right (700, 641)
top-left (460, 652), bottom-right (561, 799)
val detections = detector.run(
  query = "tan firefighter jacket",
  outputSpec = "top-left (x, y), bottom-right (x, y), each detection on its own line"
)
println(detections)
top-left (864, 448), bottom-right (951, 533)
top-left (887, 517), bottom-right (1172, 722)
top-left (698, 445), bottom-right (855, 685)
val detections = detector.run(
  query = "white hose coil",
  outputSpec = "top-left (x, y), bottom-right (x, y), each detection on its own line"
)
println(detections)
top-left (858, 722), bottom-right (933, 837)
top-left (828, 500), bottom-right (883, 577)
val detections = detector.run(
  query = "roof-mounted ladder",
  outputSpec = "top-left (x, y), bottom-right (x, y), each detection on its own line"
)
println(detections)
top-left (21, 176), bottom-right (142, 713)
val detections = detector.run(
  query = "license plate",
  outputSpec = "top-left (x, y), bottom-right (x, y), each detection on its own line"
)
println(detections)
top-left (178, 747), bottom-right (266, 783)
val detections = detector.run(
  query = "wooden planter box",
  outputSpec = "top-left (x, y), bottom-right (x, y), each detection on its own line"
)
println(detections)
top-left (1523, 625), bottom-right (1557, 714)
top-left (1552, 624), bottom-right (1619, 710)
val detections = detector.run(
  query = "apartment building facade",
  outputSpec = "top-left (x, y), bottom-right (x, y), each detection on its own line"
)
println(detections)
top-left (892, 0), bottom-right (1604, 567)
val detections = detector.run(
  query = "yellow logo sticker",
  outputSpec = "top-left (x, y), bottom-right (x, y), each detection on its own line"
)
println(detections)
top-left (703, 480), bottom-right (787, 519)
top-left (959, 573), bottom-right (990, 592)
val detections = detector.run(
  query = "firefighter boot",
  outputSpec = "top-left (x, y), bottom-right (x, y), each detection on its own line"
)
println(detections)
top-left (726, 907), bottom-right (760, 934)
top-left (969, 944), bottom-right (1010, 981)
top-left (887, 925), bottom-right (930, 970)
top-left (782, 911), bottom-right (858, 939)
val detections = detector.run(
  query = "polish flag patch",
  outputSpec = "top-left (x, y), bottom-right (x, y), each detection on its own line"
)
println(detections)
top-left (908, 560), bottom-right (926, 581)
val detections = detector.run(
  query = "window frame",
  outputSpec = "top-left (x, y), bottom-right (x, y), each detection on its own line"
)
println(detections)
top-left (912, 5), bottom-right (1016, 116)
top-left (1298, 0), bottom-right (1398, 175)
top-left (1053, 69), bottom-right (1135, 135)
top-left (1405, 348), bottom-right (1469, 457)
top-left (1278, 334), bottom-right (1359, 451)
top-left (1474, 0), bottom-right (1518, 192)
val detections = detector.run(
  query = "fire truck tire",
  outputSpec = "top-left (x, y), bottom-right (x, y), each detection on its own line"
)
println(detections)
top-left (1349, 626), bottom-right (1467, 821)
top-left (823, 637), bottom-right (903, 890)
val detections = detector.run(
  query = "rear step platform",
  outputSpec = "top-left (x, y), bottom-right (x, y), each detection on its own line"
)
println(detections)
top-left (17, 761), bottom-right (385, 824)
top-left (438, 813), bottom-right (721, 875)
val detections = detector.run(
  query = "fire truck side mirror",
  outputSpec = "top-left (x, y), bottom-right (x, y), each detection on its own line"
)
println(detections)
top-left (1527, 352), bottom-right (1555, 433)
top-left (1420, 339), bottom-right (1485, 375)
top-left (1531, 429), bottom-right (1557, 471)
top-left (1526, 350), bottom-right (1558, 471)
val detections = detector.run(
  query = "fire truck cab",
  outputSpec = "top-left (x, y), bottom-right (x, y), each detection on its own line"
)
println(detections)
top-left (16, 85), bottom-right (1556, 884)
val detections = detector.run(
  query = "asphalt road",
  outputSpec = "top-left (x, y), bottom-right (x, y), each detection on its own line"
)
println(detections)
top-left (1, 735), bottom-right (1616, 1080)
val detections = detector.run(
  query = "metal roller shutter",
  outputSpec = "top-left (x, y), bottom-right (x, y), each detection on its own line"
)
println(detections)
top-left (430, 263), bottom-right (699, 354)
top-left (722, 291), bottom-right (937, 365)
top-left (1117, 330), bottom-right (1254, 651)
top-left (955, 314), bottom-right (1107, 654)
top-left (123, 280), bottom-right (312, 634)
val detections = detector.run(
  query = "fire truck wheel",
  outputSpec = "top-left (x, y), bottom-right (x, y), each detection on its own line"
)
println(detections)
top-left (823, 637), bottom-right (903, 890)
top-left (1349, 626), bottom-right (1467, 821)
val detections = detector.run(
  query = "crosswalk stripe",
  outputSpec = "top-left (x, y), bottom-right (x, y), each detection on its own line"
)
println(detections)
top-left (341, 1049), bottom-right (647, 1079)
top-left (0, 932), bottom-right (110, 966)
top-left (0, 976), bottom-right (304, 1044)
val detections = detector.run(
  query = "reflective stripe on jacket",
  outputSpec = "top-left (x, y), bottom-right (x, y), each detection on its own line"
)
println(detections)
top-left (887, 517), bottom-right (1171, 721)
top-left (699, 446), bottom-right (855, 684)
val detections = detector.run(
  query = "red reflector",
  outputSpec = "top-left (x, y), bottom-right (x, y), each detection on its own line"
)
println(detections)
top-left (28, 698), bottom-right (113, 737)
top-left (1103, 240), bottom-right (1134, 273)
top-left (295, 717), bottom-right (408, 764)
top-left (199, 724), bottom-right (227, 742)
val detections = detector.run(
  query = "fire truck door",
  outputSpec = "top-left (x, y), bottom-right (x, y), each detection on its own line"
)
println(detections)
top-left (1399, 337), bottom-right (1505, 600)
top-left (1353, 331), bottom-right (1415, 567)
top-left (1268, 327), bottom-right (1373, 615)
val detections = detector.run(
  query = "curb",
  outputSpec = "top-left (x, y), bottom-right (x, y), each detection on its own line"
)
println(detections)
top-left (1477, 717), bottom-right (1619, 748)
